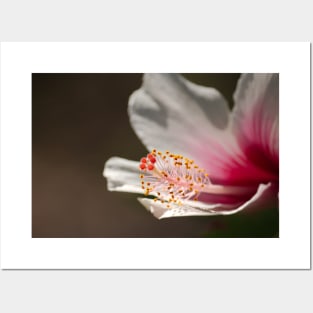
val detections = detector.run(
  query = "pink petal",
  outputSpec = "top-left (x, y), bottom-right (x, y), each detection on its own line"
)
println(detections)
top-left (188, 132), bottom-right (278, 186)
top-left (232, 73), bottom-right (279, 174)
top-left (129, 74), bottom-right (278, 187)
top-left (189, 74), bottom-right (279, 186)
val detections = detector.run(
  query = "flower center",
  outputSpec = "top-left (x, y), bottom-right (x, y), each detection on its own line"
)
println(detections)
top-left (139, 149), bottom-right (210, 207)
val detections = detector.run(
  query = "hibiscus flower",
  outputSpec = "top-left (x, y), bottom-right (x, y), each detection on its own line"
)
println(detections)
top-left (103, 73), bottom-right (279, 219)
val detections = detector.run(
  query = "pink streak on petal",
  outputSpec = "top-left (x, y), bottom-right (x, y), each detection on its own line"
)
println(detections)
top-left (189, 134), bottom-right (278, 186)
top-left (235, 103), bottom-right (279, 172)
top-left (198, 191), bottom-right (255, 205)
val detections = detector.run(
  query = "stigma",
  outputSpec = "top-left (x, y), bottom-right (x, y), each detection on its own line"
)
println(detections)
top-left (138, 149), bottom-right (210, 207)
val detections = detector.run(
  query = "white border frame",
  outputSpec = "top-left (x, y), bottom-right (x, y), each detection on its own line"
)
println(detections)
top-left (0, 42), bottom-right (310, 269)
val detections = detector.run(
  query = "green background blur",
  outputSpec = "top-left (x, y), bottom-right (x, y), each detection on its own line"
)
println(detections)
top-left (32, 74), bottom-right (278, 238)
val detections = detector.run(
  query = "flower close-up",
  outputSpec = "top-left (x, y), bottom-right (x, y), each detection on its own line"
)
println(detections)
top-left (103, 73), bottom-right (278, 221)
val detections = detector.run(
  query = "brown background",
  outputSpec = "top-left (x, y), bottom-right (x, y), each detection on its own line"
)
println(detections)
top-left (32, 73), bottom-right (277, 238)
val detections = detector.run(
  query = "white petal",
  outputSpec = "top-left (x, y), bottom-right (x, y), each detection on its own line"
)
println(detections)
top-left (103, 157), bottom-right (143, 194)
top-left (138, 183), bottom-right (276, 219)
top-left (232, 73), bottom-right (279, 165)
top-left (128, 74), bottom-right (230, 161)
top-left (138, 198), bottom-right (231, 219)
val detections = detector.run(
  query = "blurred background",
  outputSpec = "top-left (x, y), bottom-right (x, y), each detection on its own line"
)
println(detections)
top-left (32, 73), bottom-right (278, 238)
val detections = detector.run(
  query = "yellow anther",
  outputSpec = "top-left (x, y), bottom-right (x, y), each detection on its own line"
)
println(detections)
top-left (139, 149), bottom-right (210, 204)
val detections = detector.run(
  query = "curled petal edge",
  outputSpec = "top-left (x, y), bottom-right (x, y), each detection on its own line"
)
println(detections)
top-left (138, 183), bottom-right (275, 219)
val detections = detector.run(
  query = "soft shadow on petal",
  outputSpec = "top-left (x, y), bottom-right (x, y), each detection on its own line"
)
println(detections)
top-left (138, 183), bottom-right (276, 219)
top-left (103, 157), bottom-right (143, 194)
top-left (232, 73), bottom-right (279, 173)
top-left (128, 73), bottom-right (231, 160)
top-left (144, 74), bottom-right (230, 130)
